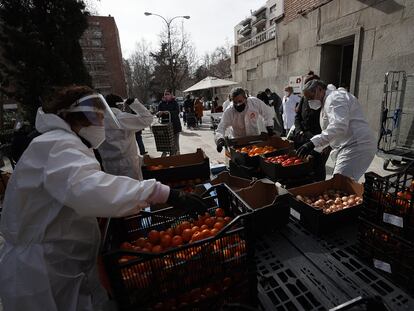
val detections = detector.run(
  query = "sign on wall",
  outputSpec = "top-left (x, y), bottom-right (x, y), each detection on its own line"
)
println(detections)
top-left (289, 76), bottom-right (305, 94)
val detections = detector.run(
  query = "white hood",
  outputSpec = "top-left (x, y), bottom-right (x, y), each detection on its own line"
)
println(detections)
top-left (35, 108), bottom-right (73, 134)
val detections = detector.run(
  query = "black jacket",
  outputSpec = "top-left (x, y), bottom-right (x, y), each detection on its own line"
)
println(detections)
top-left (158, 100), bottom-right (182, 133)
top-left (294, 97), bottom-right (322, 139)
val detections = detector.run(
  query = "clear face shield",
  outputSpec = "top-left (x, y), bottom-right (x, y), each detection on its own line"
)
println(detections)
top-left (58, 94), bottom-right (121, 128)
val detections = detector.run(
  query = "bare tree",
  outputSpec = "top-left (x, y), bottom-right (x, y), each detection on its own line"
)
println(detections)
top-left (153, 22), bottom-right (197, 95)
top-left (129, 39), bottom-right (154, 104)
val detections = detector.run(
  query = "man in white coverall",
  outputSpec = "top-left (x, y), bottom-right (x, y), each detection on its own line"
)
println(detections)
top-left (297, 80), bottom-right (376, 180)
top-left (0, 85), bottom-right (207, 311)
top-left (215, 87), bottom-right (275, 152)
top-left (98, 94), bottom-right (153, 180)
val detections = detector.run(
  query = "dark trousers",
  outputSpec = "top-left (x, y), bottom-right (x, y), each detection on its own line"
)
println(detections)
top-left (135, 131), bottom-right (146, 155)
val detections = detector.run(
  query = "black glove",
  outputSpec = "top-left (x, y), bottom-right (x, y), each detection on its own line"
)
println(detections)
top-left (216, 138), bottom-right (226, 153)
top-left (266, 126), bottom-right (275, 137)
top-left (297, 141), bottom-right (315, 158)
top-left (167, 189), bottom-right (209, 216)
top-left (125, 98), bottom-right (135, 106)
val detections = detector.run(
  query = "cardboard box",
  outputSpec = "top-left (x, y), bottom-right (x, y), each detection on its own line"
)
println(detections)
top-left (228, 180), bottom-right (290, 235)
top-left (288, 174), bottom-right (364, 234)
top-left (142, 148), bottom-right (210, 184)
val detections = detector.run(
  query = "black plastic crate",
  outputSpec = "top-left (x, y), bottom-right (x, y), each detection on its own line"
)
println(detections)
top-left (193, 171), bottom-right (253, 195)
top-left (101, 185), bottom-right (257, 310)
top-left (362, 167), bottom-right (414, 242)
top-left (229, 160), bottom-right (264, 180)
top-left (288, 175), bottom-right (364, 234)
top-left (357, 217), bottom-right (414, 294)
top-left (260, 152), bottom-right (313, 182)
top-left (142, 149), bottom-right (210, 184)
top-left (225, 180), bottom-right (290, 236)
top-left (229, 136), bottom-right (293, 168)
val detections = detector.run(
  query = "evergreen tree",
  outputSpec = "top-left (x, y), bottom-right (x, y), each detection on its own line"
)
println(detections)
top-left (0, 0), bottom-right (92, 124)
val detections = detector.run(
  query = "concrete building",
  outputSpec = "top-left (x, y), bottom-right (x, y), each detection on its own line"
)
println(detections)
top-left (79, 16), bottom-right (127, 97)
top-left (231, 0), bottom-right (414, 133)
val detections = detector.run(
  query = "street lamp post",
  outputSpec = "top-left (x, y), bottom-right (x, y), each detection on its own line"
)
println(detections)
top-left (144, 12), bottom-right (190, 94)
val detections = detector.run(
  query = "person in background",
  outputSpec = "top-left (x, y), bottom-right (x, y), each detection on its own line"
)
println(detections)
top-left (211, 97), bottom-right (219, 113)
top-left (183, 94), bottom-right (194, 126)
top-left (265, 88), bottom-right (283, 136)
top-left (244, 89), bottom-right (250, 97)
top-left (297, 80), bottom-right (376, 181)
top-left (222, 94), bottom-right (232, 111)
top-left (98, 94), bottom-right (153, 180)
top-left (0, 85), bottom-right (207, 311)
top-left (194, 96), bottom-right (204, 126)
top-left (257, 91), bottom-right (270, 106)
top-left (157, 88), bottom-right (182, 155)
top-left (215, 87), bottom-right (275, 152)
top-left (282, 86), bottom-right (300, 136)
top-left (294, 72), bottom-right (329, 181)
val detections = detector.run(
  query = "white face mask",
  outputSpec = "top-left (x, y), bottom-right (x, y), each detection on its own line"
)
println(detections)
top-left (308, 99), bottom-right (322, 110)
top-left (78, 125), bottom-right (106, 149)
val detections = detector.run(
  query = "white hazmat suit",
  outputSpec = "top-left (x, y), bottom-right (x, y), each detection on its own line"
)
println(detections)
top-left (215, 96), bottom-right (274, 142)
top-left (311, 88), bottom-right (376, 180)
top-left (98, 100), bottom-right (153, 180)
top-left (0, 108), bottom-right (170, 310)
top-left (282, 93), bottom-right (300, 130)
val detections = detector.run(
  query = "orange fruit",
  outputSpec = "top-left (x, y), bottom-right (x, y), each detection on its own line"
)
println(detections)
top-left (134, 238), bottom-right (147, 248)
top-left (148, 230), bottom-right (160, 244)
top-left (191, 231), bottom-right (202, 241)
top-left (224, 216), bottom-right (232, 224)
top-left (191, 226), bottom-right (200, 234)
top-left (211, 228), bottom-right (219, 235)
top-left (152, 245), bottom-right (163, 253)
top-left (201, 224), bottom-right (208, 230)
top-left (204, 217), bottom-right (215, 228)
top-left (182, 229), bottom-right (193, 242)
top-left (174, 224), bottom-right (183, 236)
top-left (180, 221), bottom-right (191, 231)
top-left (160, 234), bottom-right (172, 248)
top-left (214, 222), bottom-right (224, 231)
top-left (144, 242), bottom-right (153, 250)
top-left (165, 228), bottom-right (175, 237)
top-left (172, 235), bottom-right (183, 247)
top-left (200, 229), bottom-right (212, 239)
top-left (215, 208), bottom-right (225, 218)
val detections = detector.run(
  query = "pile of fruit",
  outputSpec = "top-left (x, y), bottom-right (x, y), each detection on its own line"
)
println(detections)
top-left (264, 154), bottom-right (305, 167)
top-left (118, 208), bottom-right (233, 261)
top-left (235, 145), bottom-right (276, 157)
top-left (149, 273), bottom-right (247, 310)
top-left (296, 189), bottom-right (363, 214)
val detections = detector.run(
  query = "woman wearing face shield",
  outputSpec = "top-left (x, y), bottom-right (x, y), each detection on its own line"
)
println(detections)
top-left (0, 86), bottom-right (208, 311)
top-left (297, 80), bottom-right (376, 181)
top-left (97, 94), bottom-right (153, 180)
top-left (215, 87), bottom-right (275, 153)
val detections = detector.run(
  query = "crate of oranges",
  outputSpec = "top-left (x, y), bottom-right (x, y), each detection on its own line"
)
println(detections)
top-left (101, 185), bottom-right (257, 310)
top-left (229, 136), bottom-right (293, 168)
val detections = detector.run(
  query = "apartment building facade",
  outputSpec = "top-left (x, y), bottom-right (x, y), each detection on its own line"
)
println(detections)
top-left (231, 0), bottom-right (414, 132)
top-left (79, 15), bottom-right (127, 98)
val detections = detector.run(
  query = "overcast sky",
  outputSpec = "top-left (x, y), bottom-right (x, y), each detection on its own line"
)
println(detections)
top-left (97, 0), bottom-right (265, 59)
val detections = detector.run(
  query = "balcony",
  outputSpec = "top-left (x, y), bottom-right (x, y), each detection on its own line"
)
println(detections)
top-left (252, 14), bottom-right (266, 28)
top-left (237, 25), bottom-right (276, 54)
top-left (239, 24), bottom-right (252, 36)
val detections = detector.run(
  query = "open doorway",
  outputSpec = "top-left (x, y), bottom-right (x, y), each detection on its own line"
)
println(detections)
top-left (320, 36), bottom-right (355, 91)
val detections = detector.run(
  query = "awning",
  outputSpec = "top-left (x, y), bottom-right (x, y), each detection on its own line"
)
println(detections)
top-left (183, 76), bottom-right (238, 93)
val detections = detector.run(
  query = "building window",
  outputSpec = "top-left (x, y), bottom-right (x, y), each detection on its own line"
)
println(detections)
top-left (247, 68), bottom-right (257, 81)
top-left (270, 4), bottom-right (277, 14)
top-left (91, 39), bottom-right (102, 47)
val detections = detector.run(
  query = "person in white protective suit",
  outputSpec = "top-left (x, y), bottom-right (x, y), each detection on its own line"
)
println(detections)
top-left (98, 94), bottom-right (153, 180)
top-left (0, 85), bottom-right (208, 311)
top-left (282, 86), bottom-right (300, 133)
top-left (215, 87), bottom-right (275, 153)
top-left (297, 80), bottom-right (376, 181)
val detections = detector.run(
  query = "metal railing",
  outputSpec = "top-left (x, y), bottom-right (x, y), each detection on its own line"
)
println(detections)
top-left (237, 25), bottom-right (276, 54)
